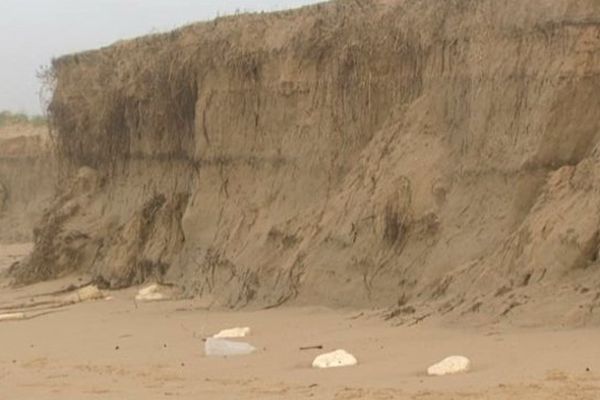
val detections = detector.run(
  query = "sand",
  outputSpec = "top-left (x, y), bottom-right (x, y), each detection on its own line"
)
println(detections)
top-left (3, 3), bottom-right (600, 398)
top-left (1, 244), bottom-right (600, 399)
top-left (0, 243), bottom-right (32, 274)
top-left (0, 121), bottom-right (54, 243)
top-left (16, 0), bottom-right (600, 329)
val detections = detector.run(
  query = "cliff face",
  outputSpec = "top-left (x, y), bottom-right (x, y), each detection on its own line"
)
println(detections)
top-left (14, 0), bottom-right (600, 325)
top-left (0, 122), bottom-right (54, 243)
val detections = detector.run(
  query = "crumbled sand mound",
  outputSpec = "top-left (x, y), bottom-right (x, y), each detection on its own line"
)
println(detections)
top-left (0, 122), bottom-right (54, 243)
top-left (12, 0), bottom-right (600, 326)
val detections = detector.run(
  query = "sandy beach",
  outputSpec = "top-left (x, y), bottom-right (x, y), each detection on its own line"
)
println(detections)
top-left (1, 244), bottom-right (600, 399)
top-left (3, 1), bottom-right (600, 399)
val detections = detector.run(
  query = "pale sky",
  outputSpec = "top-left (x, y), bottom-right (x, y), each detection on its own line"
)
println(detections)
top-left (0, 0), bottom-right (323, 115)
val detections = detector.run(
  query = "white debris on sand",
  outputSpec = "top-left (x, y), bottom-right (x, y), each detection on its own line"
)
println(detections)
top-left (312, 349), bottom-right (358, 369)
top-left (213, 327), bottom-right (251, 338)
top-left (427, 355), bottom-right (471, 376)
top-left (204, 337), bottom-right (256, 357)
top-left (0, 312), bottom-right (25, 322)
top-left (0, 285), bottom-right (105, 323)
top-left (64, 285), bottom-right (104, 303)
top-left (136, 292), bottom-right (165, 301)
top-left (135, 284), bottom-right (168, 301)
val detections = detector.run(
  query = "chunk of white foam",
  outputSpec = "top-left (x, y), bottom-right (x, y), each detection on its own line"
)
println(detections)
top-left (0, 312), bottom-right (25, 322)
top-left (312, 349), bottom-right (358, 369)
top-left (135, 284), bottom-right (167, 301)
top-left (213, 327), bottom-right (251, 338)
top-left (204, 337), bottom-right (256, 357)
top-left (427, 355), bottom-right (471, 376)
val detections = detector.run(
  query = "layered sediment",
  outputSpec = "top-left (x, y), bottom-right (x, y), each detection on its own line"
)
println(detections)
top-left (0, 122), bottom-right (54, 243)
top-left (14, 0), bottom-right (600, 325)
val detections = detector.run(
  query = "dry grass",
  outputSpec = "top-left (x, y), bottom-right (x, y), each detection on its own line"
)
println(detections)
top-left (0, 111), bottom-right (46, 128)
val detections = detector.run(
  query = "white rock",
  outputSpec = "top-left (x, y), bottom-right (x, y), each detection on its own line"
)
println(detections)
top-left (135, 284), bottom-right (168, 301)
top-left (0, 312), bottom-right (25, 322)
top-left (312, 349), bottom-right (358, 369)
top-left (204, 337), bottom-right (256, 357)
top-left (213, 327), bottom-right (251, 338)
top-left (427, 355), bottom-right (471, 376)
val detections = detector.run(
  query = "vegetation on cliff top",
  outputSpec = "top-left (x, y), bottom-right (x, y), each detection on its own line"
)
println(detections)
top-left (0, 111), bottom-right (46, 128)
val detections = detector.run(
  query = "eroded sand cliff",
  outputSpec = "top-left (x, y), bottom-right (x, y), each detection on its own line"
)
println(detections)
top-left (0, 120), bottom-right (54, 243)
top-left (12, 0), bottom-right (600, 326)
